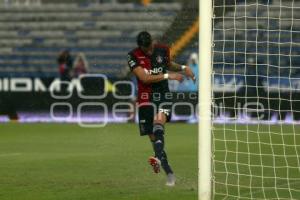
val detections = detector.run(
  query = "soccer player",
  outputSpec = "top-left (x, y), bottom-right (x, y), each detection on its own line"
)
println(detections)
top-left (127, 31), bottom-right (195, 186)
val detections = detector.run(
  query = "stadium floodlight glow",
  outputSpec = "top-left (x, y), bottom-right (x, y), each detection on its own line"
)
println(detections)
top-left (199, 0), bottom-right (213, 199)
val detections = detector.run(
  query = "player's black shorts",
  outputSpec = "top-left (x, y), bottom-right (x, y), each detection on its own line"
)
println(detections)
top-left (138, 103), bottom-right (172, 136)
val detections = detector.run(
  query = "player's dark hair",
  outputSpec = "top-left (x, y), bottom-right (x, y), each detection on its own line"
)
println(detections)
top-left (137, 31), bottom-right (152, 48)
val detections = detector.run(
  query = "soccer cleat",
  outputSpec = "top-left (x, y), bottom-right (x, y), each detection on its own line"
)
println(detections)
top-left (165, 173), bottom-right (176, 187)
top-left (148, 156), bottom-right (161, 173)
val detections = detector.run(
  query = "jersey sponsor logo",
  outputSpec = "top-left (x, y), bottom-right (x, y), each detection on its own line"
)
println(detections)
top-left (149, 67), bottom-right (163, 74)
top-left (144, 68), bottom-right (150, 75)
top-left (156, 56), bottom-right (163, 63)
top-left (144, 67), bottom-right (163, 75)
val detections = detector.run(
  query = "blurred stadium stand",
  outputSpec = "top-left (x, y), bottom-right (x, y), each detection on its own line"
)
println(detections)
top-left (213, 0), bottom-right (300, 77)
top-left (2, 0), bottom-right (299, 80)
top-left (162, 0), bottom-right (198, 63)
top-left (0, 0), bottom-right (183, 78)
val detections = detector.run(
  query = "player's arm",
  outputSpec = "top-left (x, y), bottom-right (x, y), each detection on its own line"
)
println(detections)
top-left (128, 53), bottom-right (183, 84)
top-left (169, 61), bottom-right (196, 82)
top-left (132, 66), bottom-right (183, 84)
top-left (163, 46), bottom-right (196, 82)
top-left (168, 61), bottom-right (183, 72)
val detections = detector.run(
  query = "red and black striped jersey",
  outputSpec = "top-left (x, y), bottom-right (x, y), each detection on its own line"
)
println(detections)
top-left (127, 44), bottom-right (171, 105)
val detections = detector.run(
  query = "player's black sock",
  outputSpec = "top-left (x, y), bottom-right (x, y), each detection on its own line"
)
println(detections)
top-left (153, 123), bottom-right (173, 175)
top-left (161, 150), bottom-right (173, 175)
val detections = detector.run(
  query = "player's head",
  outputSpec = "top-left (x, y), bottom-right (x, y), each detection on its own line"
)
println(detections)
top-left (137, 31), bottom-right (153, 55)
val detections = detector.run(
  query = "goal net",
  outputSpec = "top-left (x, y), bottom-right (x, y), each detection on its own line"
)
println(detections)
top-left (212, 0), bottom-right (300, 199)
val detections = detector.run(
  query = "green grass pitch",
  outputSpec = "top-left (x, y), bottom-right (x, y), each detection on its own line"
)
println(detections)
top-left (1, 123), bottom-right (300, 200)
top-left (213, 124), bottom-right (300, 200)
top-left (0, 123), bottom-right (197, 200)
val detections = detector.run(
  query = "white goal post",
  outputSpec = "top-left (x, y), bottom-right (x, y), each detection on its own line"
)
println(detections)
top-left (199, 0), bottom-right (213, 199)
top-left (199, 0), bottom-right (300, 199)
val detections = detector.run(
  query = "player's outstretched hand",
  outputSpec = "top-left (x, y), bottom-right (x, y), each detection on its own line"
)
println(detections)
top-left (169, 73), bottom-right (184, 82)
top-left (184, 66), bottom-right (196, 83)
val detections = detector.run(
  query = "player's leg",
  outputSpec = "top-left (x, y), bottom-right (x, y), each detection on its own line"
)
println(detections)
top-left (152, 111), bottom-right (175, 186)
top-left (139, 104), bottom-right (175, 185)
top-left (137, 105), bottom-right (161, 173)
top-left (152, 112), bottom-right (173, 175)
top-left (149, 112), bottom-right (173, 175)
top-left (148, 134), bottom-right (161, 173)
top-left (137, 105), bottom-right (154, 137)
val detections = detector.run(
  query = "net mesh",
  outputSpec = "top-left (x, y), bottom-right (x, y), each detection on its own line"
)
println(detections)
top-left (212, 0), bottom-right (300, 199)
